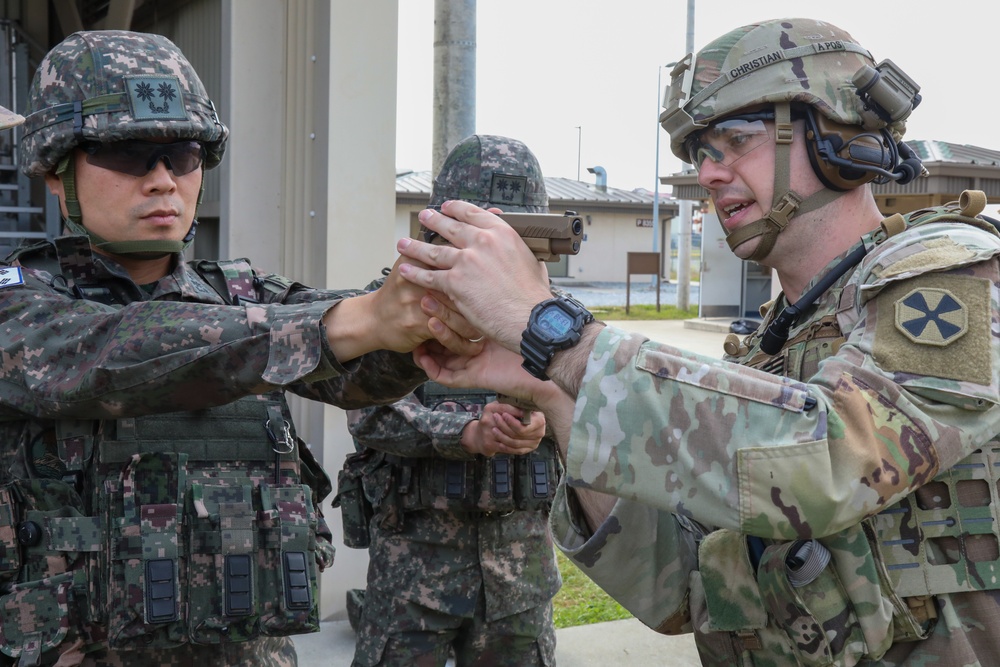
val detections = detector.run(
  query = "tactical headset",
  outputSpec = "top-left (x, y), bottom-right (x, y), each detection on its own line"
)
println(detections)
top-left (803, 59), bottom-right (924, 191)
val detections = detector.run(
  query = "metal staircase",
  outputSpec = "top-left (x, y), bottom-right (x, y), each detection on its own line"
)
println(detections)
top-left (1, 20), bottom-right (59, 258)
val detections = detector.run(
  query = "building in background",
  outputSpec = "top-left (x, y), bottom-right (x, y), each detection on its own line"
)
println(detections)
top-left (666, 140), bottom-right (1000, 319)
top-left (396, 169), bottom-right (678, 282)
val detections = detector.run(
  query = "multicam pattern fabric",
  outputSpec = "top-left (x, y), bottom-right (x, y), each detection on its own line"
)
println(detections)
top-left (344, 393), bottom-right (560, 667)
top-left (429, 135), bottom-right (548, 212)
top-left (0, 237), bottom-right (425, 666)
top-left (551, 203), bottom-right (1000, 665)
top-left (19, 30), bottom-right (228, 178)
top-left (659, 18), bottom-right (905, 163)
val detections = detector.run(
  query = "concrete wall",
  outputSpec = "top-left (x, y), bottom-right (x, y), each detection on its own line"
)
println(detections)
top-left (565, 209), bottom-right (664, 283)
top-left (222, 0), bottom-right (399, 621)
top-left (317, 1), bottom-right (400, 623)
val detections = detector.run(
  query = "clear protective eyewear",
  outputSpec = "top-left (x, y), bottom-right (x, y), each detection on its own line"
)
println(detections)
top-left (80, 139), bottom-right (206, 177)
top-left (684, 111), bottom-right (775, 171)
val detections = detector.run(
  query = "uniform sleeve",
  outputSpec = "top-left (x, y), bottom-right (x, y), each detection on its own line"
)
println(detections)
top-left (549, 483), bottom-right (703, 633)
top-left (346, 391), bottom-right (477, 459)
top-left (0, 267), bottom-right (420, 419)
top-left (565, 241), bottom-right (1000, 541)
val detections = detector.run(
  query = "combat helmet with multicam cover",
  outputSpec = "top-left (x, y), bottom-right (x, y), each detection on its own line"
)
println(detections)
top-left (19, 30), bottom-right (228, 256)
top-left (660, 18), bottom-right (923, 262)
top-left (430, 134), bottom-right (548, 213)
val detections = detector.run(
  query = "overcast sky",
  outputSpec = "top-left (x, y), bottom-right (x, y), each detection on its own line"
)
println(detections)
top-left (395, 0), bottom-right (1000, 200)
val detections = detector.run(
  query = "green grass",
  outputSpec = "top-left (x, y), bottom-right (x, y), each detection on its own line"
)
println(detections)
top-left (552, 550), bottom-right (633, 629)
top-left (589, 304), bottom-right (698, 321)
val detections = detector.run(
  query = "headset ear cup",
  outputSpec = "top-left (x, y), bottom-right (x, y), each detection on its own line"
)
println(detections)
top-left (805, 135), bottom-right (856, 191)
top-left (804, 112), bottom-right (894, 191)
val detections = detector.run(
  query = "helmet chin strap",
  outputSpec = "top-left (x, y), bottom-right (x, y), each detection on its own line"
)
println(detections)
top-left (723, 104), bottom-right (845, 262)
top-left (54, 153), bottom-right (202, 260)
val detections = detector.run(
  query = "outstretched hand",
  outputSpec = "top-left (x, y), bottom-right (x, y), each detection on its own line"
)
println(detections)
top-left (413, 338), bottom-right (541, 403)
top-left (323, 254), bottom-right (484, 362)
top-left (396, 200), bottom-right (553, 352)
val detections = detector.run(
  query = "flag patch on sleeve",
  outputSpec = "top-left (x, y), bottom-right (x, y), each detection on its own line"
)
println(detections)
top-left (0, 267), bottom-right (24, 288)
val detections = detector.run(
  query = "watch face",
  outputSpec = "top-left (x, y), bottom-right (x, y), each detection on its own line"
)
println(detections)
top-left (537, 305), bottom-right (574, 339)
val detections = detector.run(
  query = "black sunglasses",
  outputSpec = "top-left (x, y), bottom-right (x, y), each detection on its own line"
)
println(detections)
top-left (80, 140), bottom-right (206, 177)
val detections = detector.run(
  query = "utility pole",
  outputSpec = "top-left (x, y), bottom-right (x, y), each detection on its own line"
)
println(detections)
top-left (676, 0), bottom-right (695, 311)
top-left (432, 0), bottom-right (476, 176)
top-left (651, 64), bottom-right (666, 287)
top-left (575, 126), bottom-right (582, 181)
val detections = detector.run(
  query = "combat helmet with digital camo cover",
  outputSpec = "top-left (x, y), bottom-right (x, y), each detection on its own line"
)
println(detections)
top-left (430, 134), bottom-right (549, 213)
top-left (19, 30), bottom-right (228, 257)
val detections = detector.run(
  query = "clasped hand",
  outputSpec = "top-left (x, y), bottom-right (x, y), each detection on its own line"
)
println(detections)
top-left (461, 401), bottom-right (546, 457)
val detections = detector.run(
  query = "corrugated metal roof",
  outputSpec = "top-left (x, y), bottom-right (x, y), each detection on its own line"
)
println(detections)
top-left (396, 170), bottom-right (668, 206)
top-left (907, 140), bottom-right (1000, 166)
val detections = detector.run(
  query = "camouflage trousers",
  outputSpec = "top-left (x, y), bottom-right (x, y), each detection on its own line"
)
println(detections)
top-left (352, 588), bottom-right (555, 667)
top-left (12, 636), bottom-right (298, 667)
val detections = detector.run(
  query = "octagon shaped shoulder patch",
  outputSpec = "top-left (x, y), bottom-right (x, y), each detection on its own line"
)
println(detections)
top-left (873, 273), bottom-right (992, 386)
top-left (895, 287), bottom-right (967, 346)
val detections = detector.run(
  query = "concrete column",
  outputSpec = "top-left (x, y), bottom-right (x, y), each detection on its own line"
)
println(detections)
top-left (222, 0), bottom-right (400, 621)
top-left (432, 0), bottom-right (475, 175)
top-left (320, 1), bottom-right (400, 622)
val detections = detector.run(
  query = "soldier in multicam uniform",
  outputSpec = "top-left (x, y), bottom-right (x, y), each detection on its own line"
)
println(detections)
top-left (394, 16), bottom-right (1000, 667)
top-left (0, 31), bottom-right (475, 667)
top-left (337, 135), bottom-right (562, 667)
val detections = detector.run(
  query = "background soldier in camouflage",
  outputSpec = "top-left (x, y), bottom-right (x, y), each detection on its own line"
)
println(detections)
top-left (0, 30), bottom-right (474, 667)
top-left (340, 135), bottom-right (561, 667)
top-left (395, 17), bottom-right (1000, 667)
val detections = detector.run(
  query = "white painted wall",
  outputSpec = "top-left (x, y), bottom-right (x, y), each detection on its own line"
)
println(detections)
top-left (222, 0), bottom-right (399, 621)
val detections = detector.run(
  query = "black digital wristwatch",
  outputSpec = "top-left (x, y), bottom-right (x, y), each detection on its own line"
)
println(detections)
top-left (520, 296), bottom-right (594, 381)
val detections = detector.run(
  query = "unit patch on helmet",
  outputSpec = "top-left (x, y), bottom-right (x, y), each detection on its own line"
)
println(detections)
top-left (872, 273), bottom-right (991, 385)
top-left (126, 76), bottom-right (188, 121)
top-left (490, 174), bottom-right (526, 207)
top-left (0, 267), bottom-right (24, 288)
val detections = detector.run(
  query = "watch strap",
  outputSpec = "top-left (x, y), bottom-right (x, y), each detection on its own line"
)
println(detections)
top-left (520, 296), bottom-right (593, 381)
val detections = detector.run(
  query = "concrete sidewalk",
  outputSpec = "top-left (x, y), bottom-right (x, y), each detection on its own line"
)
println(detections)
top-left (294, 318), bottom-right (730, 665)
top-left (293, 617), bottom-right (701, 666)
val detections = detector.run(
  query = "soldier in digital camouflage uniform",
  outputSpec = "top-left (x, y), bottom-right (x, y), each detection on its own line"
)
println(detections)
top-left (338, 135), bottom-right (561, 667)
top-left (394, 17), bottom-right (1000, 667)
top-left (0, 30), bottom-right (475, 667)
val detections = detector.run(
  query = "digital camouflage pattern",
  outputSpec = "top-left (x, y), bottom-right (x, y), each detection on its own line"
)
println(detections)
top-left (659, 18), bottom-right (905, 164)
top-left (19, 30), bottom-right (227, 178)
top-left (0, 235), bottom-right (426, 666)
top-left (343, 134), bottom-right (558, 666)
top-left (551, 197), bottom-right (1000, 666)
top-left (428, 134), bottom-right (548, 212)
top-left (345, 393), bottom-right (560, 667)
top-left (0, 105), bottom-right (23, 131)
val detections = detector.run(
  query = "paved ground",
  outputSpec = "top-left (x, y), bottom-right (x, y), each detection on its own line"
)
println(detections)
top-left (551, 278), bottom-right (702, 310)
top-left (293, 616), bottom-right (702, 666)
top-left (294, 314), bottom-right (730, 666)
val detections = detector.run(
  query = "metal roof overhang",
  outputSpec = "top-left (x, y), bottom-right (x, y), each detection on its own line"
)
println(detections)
top-left (663, 161), bottom-right (1000, 216)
